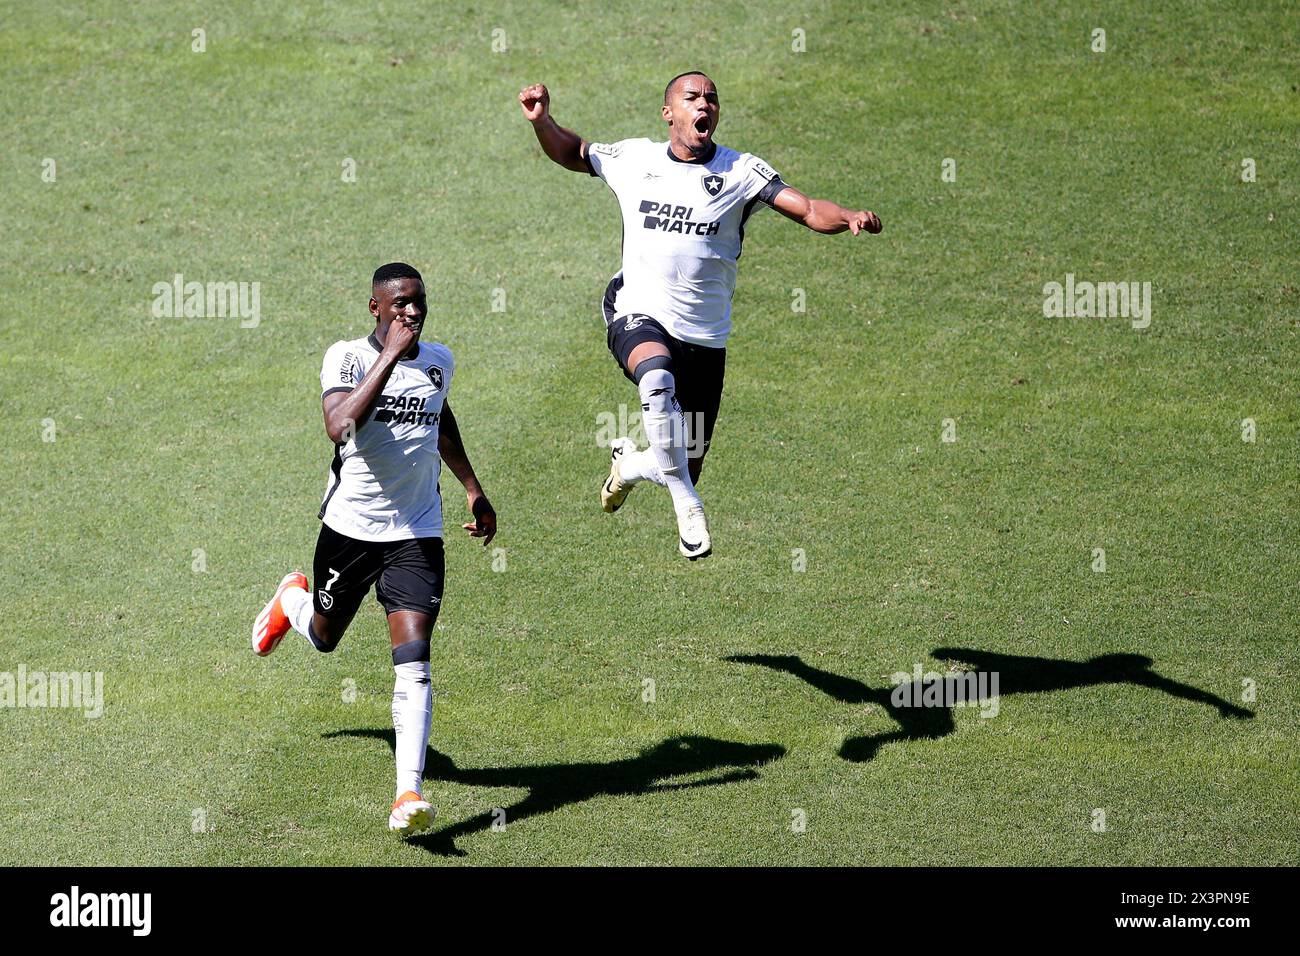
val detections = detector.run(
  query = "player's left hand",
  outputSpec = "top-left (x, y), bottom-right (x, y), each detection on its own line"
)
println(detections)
top-left (847, 210), bottom-right (882, 235)
top-left (464, 493), bottom-right (497, 546)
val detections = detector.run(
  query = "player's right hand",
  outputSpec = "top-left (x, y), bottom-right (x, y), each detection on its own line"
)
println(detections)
top-left (382, 318), bottom-right (418, 357)
top-left (519, 83), bottom-right (550, 122)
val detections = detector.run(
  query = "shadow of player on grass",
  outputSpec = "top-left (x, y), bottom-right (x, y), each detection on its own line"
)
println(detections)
top-left (726, 649), bottom-right (1252, 764)
top-left (326, 730), bottom-right (785, 857)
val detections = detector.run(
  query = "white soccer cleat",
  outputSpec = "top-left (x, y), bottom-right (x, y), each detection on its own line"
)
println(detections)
top-left (601, 437), bottom-right (638, 513)
top-left (388, 790), bottom-right (436, 836)
top-left (678, 504), bottom-right (712, 560)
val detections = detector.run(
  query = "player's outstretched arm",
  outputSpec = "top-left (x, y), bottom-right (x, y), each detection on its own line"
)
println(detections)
top-left (772, 184), bottom-right (882, 236)
top-left (438, 402), bottom-right (497, 546)
top-left (519, 83), bottom-right (591, 173)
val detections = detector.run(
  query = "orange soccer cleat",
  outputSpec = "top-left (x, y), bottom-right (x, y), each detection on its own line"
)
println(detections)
top-left (388, 790), bottom-right (436, 835)
top-left (251, 571), bottom-right (309, 657)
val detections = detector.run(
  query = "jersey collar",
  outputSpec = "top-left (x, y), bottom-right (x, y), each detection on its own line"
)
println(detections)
top-left (666, 142), bottom-right (717, 165)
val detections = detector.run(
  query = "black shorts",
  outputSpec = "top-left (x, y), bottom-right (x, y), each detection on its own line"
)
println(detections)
top-left (604, 289), bottom-right (727, 460)
top-left (312, 523), bottom-right (445, 620)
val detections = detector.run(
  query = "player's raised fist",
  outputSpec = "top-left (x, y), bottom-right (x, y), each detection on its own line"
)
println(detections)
top-left (519, 83), bottom-right (550, 122)
top-left (381, 317), bottom-right (418, 357)
top-left (848, 210), bottom-right (882, 236)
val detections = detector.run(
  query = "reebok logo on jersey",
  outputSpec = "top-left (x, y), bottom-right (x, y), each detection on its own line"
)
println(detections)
top-left (702, 173), bottom-right (726, 196)
top-left (639, 200), bottom-right (720, 236)
top-left (372, 393), bottom-right (441, 426)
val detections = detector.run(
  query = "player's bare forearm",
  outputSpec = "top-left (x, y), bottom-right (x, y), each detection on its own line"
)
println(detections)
top-left (534, 118), bottom-right (590, 173)
top-left (322, 318), bottom-right (419, 442)
top-left (322, 349), bottom-right (401, 444)
top-left (438, 403), bottom-right (497, 544)
top-left (519, 83), bottom-right (590, 173)
top-left (437, 404), bottom-right (481, 495)
top-left (772, 185), bottom-right (882, 236)
top-left (802, 198), bottom-right (866, 234)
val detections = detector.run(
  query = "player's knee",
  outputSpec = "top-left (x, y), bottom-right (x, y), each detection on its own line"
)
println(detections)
top-left (312, 634), bottom-right (341, 654)
top-left (308, 618), bottom-right (344, 653)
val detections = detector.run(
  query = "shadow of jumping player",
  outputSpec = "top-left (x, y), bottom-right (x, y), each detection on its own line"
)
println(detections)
top-left (327, 730), bottom-right (785, 856)
top-left (726, 649), bottom-right (1252, 763)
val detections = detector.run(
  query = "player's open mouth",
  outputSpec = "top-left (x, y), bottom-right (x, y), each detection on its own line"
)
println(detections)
top-left (693, 114), bottom-right (711, 135)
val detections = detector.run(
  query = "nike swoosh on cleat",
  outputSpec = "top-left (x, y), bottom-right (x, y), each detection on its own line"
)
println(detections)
top-left (604, 478), bottom-right (624, 512)
top-left (680, 537), bottom-right (703, 552)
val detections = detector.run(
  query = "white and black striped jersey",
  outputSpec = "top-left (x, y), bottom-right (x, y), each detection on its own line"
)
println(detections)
top-left (317, 334), bottom-right (454, 542)
top-left (586, 138), bottom-right (787, 347)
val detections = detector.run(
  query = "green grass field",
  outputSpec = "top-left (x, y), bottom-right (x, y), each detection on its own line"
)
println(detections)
top-left (2, 0), bottom-right (1296, 865)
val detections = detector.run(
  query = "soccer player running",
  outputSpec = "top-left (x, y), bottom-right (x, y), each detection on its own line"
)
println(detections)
top-left (250, 262), bottom-right (497, 836)
top-left (520, 72), bottom-right (881, 559)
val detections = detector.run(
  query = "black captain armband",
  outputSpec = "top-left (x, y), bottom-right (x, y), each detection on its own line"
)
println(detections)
top-left (757, 176), bottom-right (788, 207)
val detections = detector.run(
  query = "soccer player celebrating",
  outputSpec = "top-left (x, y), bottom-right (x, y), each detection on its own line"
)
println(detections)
top-left (520, 72), bottom-right (881, 559)
top-left (250, 262), bottom-right (497, 836)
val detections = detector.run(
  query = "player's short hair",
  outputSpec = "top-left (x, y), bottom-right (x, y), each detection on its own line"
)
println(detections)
top-left (663, 71), bottom-right (713, 104)
top-left (371, 261), bottom-right (423, 288)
